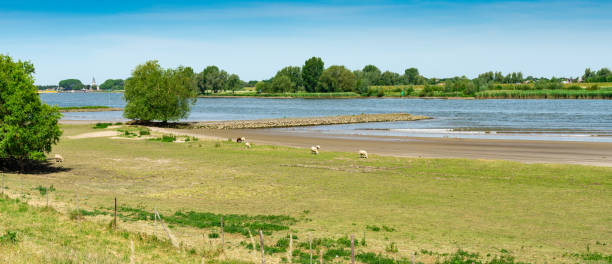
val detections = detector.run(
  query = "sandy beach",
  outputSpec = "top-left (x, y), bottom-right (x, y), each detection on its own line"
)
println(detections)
top-left (156, 127), bottom-right (612, 167)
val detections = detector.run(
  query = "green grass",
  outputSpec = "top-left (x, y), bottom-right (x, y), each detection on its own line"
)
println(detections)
top-left (3, 124), bottom-right (611, 263)
top-left (0, 195), bottom-right (250, 263)
top-left (93, 122), bottom-right (112, 129)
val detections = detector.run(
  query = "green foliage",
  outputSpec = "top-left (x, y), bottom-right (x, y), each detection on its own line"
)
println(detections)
top-left (317, 65), bottom-right (356, 93)
top-left (404, 67), bottom-right (421, 84)
top-left (385, 242), bottom-right (398, 253)
top-left (139, 129), bottom-right (150, 136)
top-left (123, 60), bottom-right (197, 122)
top-left (93, 122), bottom-right (112, 129)
top-left (197, 66), bottom-right (228, 94)
top-left (272, 75), bottom-right (293, 93)
top-left (0, 230), bottom-right (19, 244)
top-left (208, 232), bottom-right (220, 238)
top-left (99, 79), bottom-right (124, 90)
top-left (302, 57), bottom-right (324, 92)
top-left (58, 78), bottom-right (84, 90)
top-left (273, 66), bottom-right (302, 92)
top-left (582, 67), bottom-right (612, 82)
top-left (34, 185), bottom-right (55, 196)
top-left (225, 74), bottom-right (242, 93)
top-left (0, 54), bottom-right (62, 161)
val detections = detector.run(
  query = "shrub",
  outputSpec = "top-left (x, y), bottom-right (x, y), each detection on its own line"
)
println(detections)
top-left (0, 230), bottom-right (18, 244)
top-left (587, 84), bottom-right (600, 91)
top-left (208, 232), bottom-right (219, 239)
top-left (376, 88), bottom-right (385, 97)
top-left (566, 85), bottom-right (582, 90)
top-left (139, 129), bottom-right (150, 136)
top-left (161, 135), bottom-right (176, 142)
top-left (93, 123), bottom-right (112, 129)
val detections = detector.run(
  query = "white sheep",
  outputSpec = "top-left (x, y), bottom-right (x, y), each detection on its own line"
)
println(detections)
top-left (245, 142), bottom-right (251, 148)
top-left (54, 154), bottom-right (64, 163)
top-left (359, 150), bottom-right (368, 159)
top-left (236, 137), bottom-right (246, 143)
top-left (315, 145), bottom-right (321, 150)
top-left (310, 146), bottom-right (319, 155)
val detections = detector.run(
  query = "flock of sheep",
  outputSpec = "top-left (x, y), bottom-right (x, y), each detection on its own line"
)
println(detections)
top-left (237, 137), bottom-right (368, 158)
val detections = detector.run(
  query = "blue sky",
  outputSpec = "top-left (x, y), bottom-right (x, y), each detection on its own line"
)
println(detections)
top-left (1, 0), bottom-right (611, 85)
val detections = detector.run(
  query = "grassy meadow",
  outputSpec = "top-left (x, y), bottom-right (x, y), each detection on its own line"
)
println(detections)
top-left (1, 124), bottom-right (611, 263)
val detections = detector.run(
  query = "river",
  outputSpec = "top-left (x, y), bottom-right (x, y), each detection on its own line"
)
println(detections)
top-left (40, 92), bottom-right (612, 142)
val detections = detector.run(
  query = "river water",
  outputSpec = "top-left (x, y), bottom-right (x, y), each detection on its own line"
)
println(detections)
top-left (40, 92), bottom-right (612, 142)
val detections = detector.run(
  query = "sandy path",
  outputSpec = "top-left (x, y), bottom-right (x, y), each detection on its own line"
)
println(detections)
top-left (67, 130), bottom-right (121, 139)
top-left (168, 128), bottom-right (612, 167)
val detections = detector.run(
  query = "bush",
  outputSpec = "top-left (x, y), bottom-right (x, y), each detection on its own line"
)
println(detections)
top-left (376, 88), bottom-right (385, 97)
top-left (208, 232), bottom-right (219, 238)
top-left (587, 84), bottom-right (600, 91)
top-left (0, 230), bottom-right (18, 244)
top-left (93, 123), bottom-right (112, 129)
top-left (161, 135), bottom-right (176, 142)
top-left (566, 85), bottom-right (582, 90)
top-left (139, 129), bottom-right (150, 136)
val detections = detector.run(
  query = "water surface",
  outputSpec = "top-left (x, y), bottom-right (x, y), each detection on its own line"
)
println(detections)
top-left (41, 93), bottom-right (612, 142)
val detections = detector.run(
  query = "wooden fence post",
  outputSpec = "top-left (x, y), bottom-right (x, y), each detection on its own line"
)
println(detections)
top-left (411, 251), bottom-right (415, 264)
top-left (259, 230), bottom-right (265, 264)
top-left (75, 189), bottom-right (80, 220)
top-left (309, 234), bottom-right (313, 264)
top-left (1, 172), bottom-right (4, 195)
top-left (288, 233), bottom-right (293, 264)
top-left (46, 186), bottom-right (49, 207)
top-left (114, 197), bottom-right (118, 230)
top-left (320, 249), bottom-right (324, 264)
top-left (220, 216), bottom-right (224, 247)
top-left (350, 234), bottom-right (355, 264)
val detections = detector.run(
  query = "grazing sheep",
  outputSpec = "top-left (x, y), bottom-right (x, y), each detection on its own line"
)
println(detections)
top-left (359, 150), bottom-right (368, 159)
top-left (54, 154), bottom-right (64, 162)
top-left (236, 137), bottom-right (246, 143)
top-left (315, 145), bottom-right (321, 150)
top-left (245, 142), bottom-right (251, 148)
top-left (310, 146), bottom-right (319, 155)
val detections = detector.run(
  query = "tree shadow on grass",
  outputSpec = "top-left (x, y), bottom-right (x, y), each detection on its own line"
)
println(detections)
top-left (0, 159), bottom-right (72, 174)
top-left (127, 120), bottom-right (192, 128)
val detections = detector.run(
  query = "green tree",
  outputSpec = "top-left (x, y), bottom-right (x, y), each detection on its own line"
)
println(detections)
top-left (404, 68), bottom-right (420, 84)
top-left (225, 74), bottom-right (242, 94)
top-left (0, 54), bottom-right (62, 162)
top-left (302, 57), bottom-right (324, 92)
top-left (317, 65), bottom-right (356, 93)
top-left (273, 66), bottom-right (302, 92)
top-left (380, 71), bottom-right (400, 85)
top-left (58, 79), bottom-right (84, 90)
top-left (272, 75), bottom-right (292, 93)
top-left (362, 65), bottom-right (381, 85)
top-left (99, 79), bottom-right (124, 90)
top-left (123, 60), bottom-right (197, 122)
top-left (196, 66), bottom-right (228, 94)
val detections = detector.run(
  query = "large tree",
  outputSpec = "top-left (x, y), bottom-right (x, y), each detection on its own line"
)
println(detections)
top-left (273, 66), bottom-right (302, 92)
top-left (225, 74), bottom-right (242, 93)
top-left (123, 60), bottom-right (197, 122)
top-left (58, 79), bottom-right (84, 90)
top-left (404, 67), bottom-right (420, 84)
top-left (99, 79), bottom-right (124, 90)
top-left (196, 66), bottom-right (228, 94)
top-left (317, 65), bottom-right (356, 93)
top-left (302, 57), bottom-right (324, 92)
top-left (0, 54), bottom-right (62, 162)
top-left (362, 65), bottom-right (382, 85)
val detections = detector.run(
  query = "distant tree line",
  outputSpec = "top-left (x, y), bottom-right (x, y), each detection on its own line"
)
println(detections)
top-left (583, 68), bottom-right (612, 82)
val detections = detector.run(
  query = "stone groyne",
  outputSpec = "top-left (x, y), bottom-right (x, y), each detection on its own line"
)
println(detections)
top-left (191, 113), bottom-right (430, 129)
